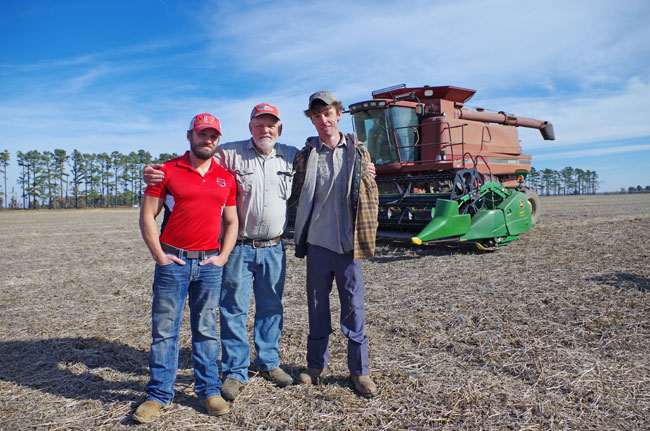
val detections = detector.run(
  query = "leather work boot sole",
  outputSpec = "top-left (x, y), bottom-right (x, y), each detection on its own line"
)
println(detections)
top-left (220, 378), bottom-right (243, 401)
top-left (133, 400), bottom-right (163, 424)
top-left (261, 367), bottom-right (293, 387)
top-left (351, 374), bottom-right (378, 398)
top-left (297, 368), bottom-right (325, 385)
top-left (203, 395), bottom-right (230, 416)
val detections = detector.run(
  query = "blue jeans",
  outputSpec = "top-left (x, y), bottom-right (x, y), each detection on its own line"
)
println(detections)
top-left (219, 241), bottom-right (285, 383)
top-left (305, 244), bottom-right (368, 375)
top-left (146, 256), bottom-right (222, 406)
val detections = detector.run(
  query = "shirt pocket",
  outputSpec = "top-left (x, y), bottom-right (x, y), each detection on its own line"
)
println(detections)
top-left (234, 170), bottom-right (255, 195)
top-left (277, 170), bottom-right (294, 200)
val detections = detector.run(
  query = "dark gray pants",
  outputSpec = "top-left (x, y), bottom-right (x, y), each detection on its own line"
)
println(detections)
top-left (305, 244), bottom-right (368, 375)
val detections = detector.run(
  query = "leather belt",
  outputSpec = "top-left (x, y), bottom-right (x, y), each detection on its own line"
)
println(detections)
top-left (241, 236), bottom-right (282, 248)
top-left (161, 243), bottom-right (219, 259)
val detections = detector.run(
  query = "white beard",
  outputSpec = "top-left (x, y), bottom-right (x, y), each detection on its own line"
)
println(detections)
top-left (254, 138), bottom-right (276, 152)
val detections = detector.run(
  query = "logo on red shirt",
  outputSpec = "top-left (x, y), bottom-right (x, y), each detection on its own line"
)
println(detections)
top-left (216, 178), bottom-right (226, 187)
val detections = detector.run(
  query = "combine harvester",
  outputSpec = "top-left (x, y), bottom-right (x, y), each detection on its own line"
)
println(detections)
top-left (348, 84), bottom-right (555, 249)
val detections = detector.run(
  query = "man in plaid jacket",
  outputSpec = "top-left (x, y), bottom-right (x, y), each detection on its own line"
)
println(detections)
top-left (289, 90), bottom-right (380, 397)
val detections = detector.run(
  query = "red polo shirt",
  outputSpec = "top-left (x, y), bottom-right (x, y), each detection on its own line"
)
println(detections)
top-left (144, 151), bottom-right (236, 251)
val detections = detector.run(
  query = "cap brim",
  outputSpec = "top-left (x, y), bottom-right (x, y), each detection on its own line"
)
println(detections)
top-left (194, 125), bottom-right (221, 134)
top-left (309, 96), bottom-right (335, 109)
top-left (251, 112), bottom-right (281, 121)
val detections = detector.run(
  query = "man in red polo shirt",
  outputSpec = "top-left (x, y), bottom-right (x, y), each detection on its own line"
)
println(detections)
top-left (135, 113), bottom-right (239, 423)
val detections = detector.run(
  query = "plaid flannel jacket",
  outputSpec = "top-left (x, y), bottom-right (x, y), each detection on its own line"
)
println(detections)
top-left (289, 133), bottom-right (379, 260)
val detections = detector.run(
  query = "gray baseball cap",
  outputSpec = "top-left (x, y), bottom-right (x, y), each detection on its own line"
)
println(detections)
top-left (308, 90), bottom-right (337, 109)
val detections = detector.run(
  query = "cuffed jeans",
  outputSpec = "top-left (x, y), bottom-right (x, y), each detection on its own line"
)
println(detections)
top-left (219, 241), bottom-right (285, 383)
top-left (146, 256), bottom-right (222, 406)
top-left (305, 244), bottom-right (369, 375)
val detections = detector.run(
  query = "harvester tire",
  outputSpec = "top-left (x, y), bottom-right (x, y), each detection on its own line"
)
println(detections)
top-left (522, 188), bottom-right (541, 225)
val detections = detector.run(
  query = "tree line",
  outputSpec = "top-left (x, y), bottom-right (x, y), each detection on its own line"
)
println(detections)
top-left (527, 166), bottom-right (600, 195)
top-left (0, 149), bottom-right (179, 209)
top-left (0, 148), bottom-right (614, 209)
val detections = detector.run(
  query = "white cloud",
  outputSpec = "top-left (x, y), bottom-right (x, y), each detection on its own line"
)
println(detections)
top-left (203, 0), bottom-right (650, 97)
top-left (511, 75), bottom-right (650, 149)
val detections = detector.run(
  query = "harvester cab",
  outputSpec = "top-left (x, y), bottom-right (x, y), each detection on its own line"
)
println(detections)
top-left (348, 84), bottom-right (554, 249)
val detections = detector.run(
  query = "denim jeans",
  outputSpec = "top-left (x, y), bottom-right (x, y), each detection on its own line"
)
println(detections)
top-left (305, 244), bottom-right (368, 375)
top-left (219, 241), bottom-right (285, 383)
top-left (146, 256), bottom-right (222, 406)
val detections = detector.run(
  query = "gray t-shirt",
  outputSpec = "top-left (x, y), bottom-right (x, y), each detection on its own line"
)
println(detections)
top-left (216, 139), bottom-right (298, 240)
top-left (306, 137), bottom-right (354, 253)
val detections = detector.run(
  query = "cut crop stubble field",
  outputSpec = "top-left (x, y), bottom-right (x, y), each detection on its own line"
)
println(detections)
top-left (0, 194), bottom-right (648, 430)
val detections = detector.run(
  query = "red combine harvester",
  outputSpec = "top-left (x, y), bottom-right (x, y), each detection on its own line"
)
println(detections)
top-left (348, 84), bottom-right (555, 249)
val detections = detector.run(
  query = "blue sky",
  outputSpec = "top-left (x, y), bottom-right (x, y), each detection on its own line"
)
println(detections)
top-left (1, 0), bottom-right (649, 193)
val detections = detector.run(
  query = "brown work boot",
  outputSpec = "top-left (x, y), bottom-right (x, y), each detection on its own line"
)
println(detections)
top-left (220, 378), bottom-right (243, 401)
top-left (203, 395), bottom-right (230, 416)
top-left (297, 368), bottom-right (325, 385)
top-left (260, 367), bottom-right (293, 387)
top-left (133, 400), bottom-right (163, 424)
top-left (351, 374), bottom-right (378, 398)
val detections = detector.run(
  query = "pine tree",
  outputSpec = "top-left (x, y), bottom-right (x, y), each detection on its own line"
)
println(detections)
top-left (111, 151), bottom-right (125, 206)
top-left (69, 150), bottom-right (85, 208)
top-left (53, 149), bottom-right (69, 207)
top-left (0, 150), bottom-right (9, 208)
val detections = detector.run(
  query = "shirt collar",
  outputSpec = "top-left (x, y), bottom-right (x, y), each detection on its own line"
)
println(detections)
top-left (316, 132), bottom-right (346, 151)
top-left (176, 151), bottom-right (192, 168)
top-left (176, 151), bottom-right (217, 174)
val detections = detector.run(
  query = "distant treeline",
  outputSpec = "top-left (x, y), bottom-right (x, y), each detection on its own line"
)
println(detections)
top-left (0, 148), bottom-right (179, 209)
top-left (0, 149), bottom-right (638, 209)
top-left (528, 166), bottom-right (649, 195)
top-left (527, 166), bottom-right (600, 196)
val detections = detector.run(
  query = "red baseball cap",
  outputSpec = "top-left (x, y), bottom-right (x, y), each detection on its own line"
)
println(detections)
top-left (250, 103), bottom-right (280, 120)
top-left (188, 113), bottom-right (221, 134)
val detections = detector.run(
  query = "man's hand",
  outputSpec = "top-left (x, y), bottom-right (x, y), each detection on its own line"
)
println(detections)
top-left (155, 253), bottom-right (186, 266)
top-left (204, 206), bottom-right (239, 266)
top-left (143, 163), bottom-right (165, 186)
top-left (199, 253), bottom-right (228, 267)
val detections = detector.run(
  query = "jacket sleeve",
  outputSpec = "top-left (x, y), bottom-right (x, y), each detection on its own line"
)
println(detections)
top-left (287, 146), bottom-right (309, 209)
top-left (353, 143), bottom-right (380, 259)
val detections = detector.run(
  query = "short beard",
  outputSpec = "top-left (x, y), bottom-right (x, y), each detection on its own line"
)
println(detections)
top-left (191, 145), bottom-right (217, 160)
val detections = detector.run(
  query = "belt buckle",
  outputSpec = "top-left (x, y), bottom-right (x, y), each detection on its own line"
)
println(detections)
top-left (251, 239), bottom-right (263, 248)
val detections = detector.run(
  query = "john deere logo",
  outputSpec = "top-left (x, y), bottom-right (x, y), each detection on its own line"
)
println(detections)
top-left (519, 200), bottom-right (525, 208)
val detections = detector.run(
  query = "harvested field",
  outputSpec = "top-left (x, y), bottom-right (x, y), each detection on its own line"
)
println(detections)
top-left (0, 193), bottom-right (648, 430)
